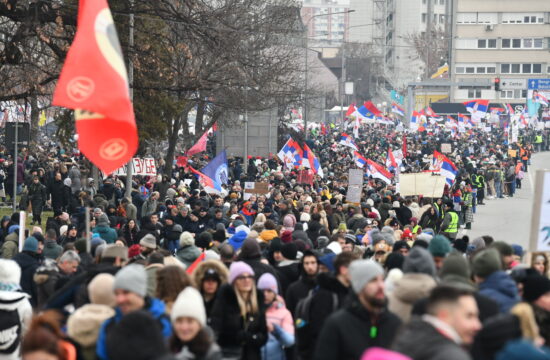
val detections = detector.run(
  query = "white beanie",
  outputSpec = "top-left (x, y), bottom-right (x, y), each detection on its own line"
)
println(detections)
top-left (326, 241), bottom-right (342, 255)
top-left (59, 225), bottom-right (68, 236)
top-left (170, 287), bottom-right (206, 326)
top-left (0, 259), bottom-right (21, 288)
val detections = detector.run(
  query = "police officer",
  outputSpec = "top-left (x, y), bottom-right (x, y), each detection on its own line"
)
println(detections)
top-left (440, 201), bottom-right (459, 240)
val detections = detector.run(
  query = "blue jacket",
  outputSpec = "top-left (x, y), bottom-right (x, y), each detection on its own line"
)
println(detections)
top-left (478, 271), bottom-right (519, 313)
top-left (96, 297), bottom-right (172, 360)
top-left (228, 230), bottom-right (248, 251)
top-left (92, 225), bottom-right (118, 244)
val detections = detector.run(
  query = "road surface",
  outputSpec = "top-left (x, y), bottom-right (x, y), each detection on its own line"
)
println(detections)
top-left (462, 151), bottom-right (550, 249)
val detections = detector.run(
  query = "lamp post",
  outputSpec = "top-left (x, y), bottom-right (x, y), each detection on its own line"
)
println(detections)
top-left (304, 9), bottom-right (354, 139)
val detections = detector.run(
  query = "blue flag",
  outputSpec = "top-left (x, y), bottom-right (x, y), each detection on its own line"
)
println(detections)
top-left (202, 150), bottom-right (229, 185)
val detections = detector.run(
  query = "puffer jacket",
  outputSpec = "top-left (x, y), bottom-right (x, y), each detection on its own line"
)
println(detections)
top-left (259, 229), bottom-right (279, 243)
top-left (261, 296), bottom-right (294, 360)
top-left (387, 273), bottom-right (437, 323)
top-left (67, 304), bottom-right (115, 360)
top-left (478, 271), bottom-right (519, 313)
top-left (0, 290), bottom-right (33, 360)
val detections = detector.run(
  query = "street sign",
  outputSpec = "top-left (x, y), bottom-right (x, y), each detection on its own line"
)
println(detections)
top-left (5, 122), bottom-right (30, 150)
top-left (528, 78), bottom-right (550, 90)
top-left (500, 78), bottom-right (526, 90)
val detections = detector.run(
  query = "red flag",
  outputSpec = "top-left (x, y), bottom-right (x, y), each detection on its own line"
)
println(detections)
top-left (363, 101), bottom-right (382, 116)
top-left (53, 0), bottom-right (137, 174)
top-left (176, 156), bottom-right (188, 168)
top-left (186, 252), bottom-right (206, 274)
top-left (402, 137), bottom-right (407, 157)
top-left (187, 131), bottom-right (208, 156)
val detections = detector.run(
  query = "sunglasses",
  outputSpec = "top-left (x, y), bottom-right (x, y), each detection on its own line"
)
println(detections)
top-left (236, 275), bottom-right (254, 281)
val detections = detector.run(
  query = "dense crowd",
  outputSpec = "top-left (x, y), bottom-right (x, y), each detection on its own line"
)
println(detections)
top-left (0, 123), bottom-right (549, 360)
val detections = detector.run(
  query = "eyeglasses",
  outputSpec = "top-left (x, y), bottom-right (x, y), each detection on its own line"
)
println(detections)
top-left (236, 275), bottom-right (254, 281)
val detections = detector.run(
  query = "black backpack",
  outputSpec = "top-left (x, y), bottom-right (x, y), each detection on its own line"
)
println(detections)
top-left (294, 285), bottom-right (338, 330)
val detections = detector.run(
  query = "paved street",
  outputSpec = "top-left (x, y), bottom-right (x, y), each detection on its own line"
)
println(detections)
top-left (463, 151), bottom-right (550, 249)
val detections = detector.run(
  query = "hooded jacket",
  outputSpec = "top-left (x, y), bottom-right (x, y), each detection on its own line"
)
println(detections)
top-left (261, 296), bottom-right (295, 360)
top-left (42, 240), bottom-right (63, 260)
top-left (92, 225), bottom-right (118, 244)
top-left (192, 260), bottom-right (230, 318)
top-left (478, 271), bottom-right (519, 313)
top-left (67, 304), bottom-right (115, 360)
top-left (175, 235), bottom-right (201, 268)
top-left (387, 273), bottom-right (437, 323)
top-left (0, 290), bottom-right (32, 360)
top-left (96, 297), bottom-right (171, 360)
top-left (13, 251), bottom-right (41, 306)
top-left (228, 230), bottom-right (248, 251)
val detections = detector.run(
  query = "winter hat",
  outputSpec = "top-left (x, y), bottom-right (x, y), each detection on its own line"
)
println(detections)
top-left (281, 242), bottom-right (298, 260)
top-left (280, 230), bottom-right (293, 244)
top-left (453, 238), bottom-right (468, 253)
top-left (102, 245), bottom-right (129, 261)
top-left (349, 259), bottom-right (384, 294)
top-left (403, 247), bottom-right (436, 276)
top-left (319, 253), bottom-right (336, 272)
top-left (361, 347), bottom-right (412, 360)
top-left (235, 225), bottom-right (250, 235)
top-left (440, 251), bottom-right (471, 280)
top-left (97, 214), bottom-right (110, 227)
top-left (257, 273), bottom-right (278, 295)
top-left (316, 236), bottom-right (330, 249)
top-left (239, 239), bottom-right (261, 260)
top-left (179, 232), bottom-right (195, 247)
top-left (511, 244), bottom-right (524, 258)
top-left (64, 178), bottom-right (72, 187)
top-left (416, 233), bottom-right (433, 243)
top-left (88, 273), bottom-right (116, 307)
top-left (8, 225), bottom-right (19, 234)
top-left (490, 241), bottom-right (513, 257)
top-left (113, 264), bottom-right (147, 297)
top-left (139, 234), bottom-right (157, 250)
top-left (228, 261), bottom-right (255, 284)
top-left (283, 214), bottom-right (296, 229)
top-left (59, 225), bottom-right (68, 236)
top-left (495, 340), bottom-right (550, 360)
top-left (326, 241), bottom-right (342, 255)
top-left (384, 252), bottom-right (405, 271)
top-left (471, 236), bottom-right (487, 251)
top-left (472, 248), bottom-right (502, 278)
top-left (300, 213), bottom-right (311, 223)
top-left (74, 238), bottom-right (88, 253)
top-left (195, 232), bottom-right (213, 249)
top-left (213, 229), bottom-right (227, 242)
top-left (428, 235), bottom-right (452, 257)
top-left (23, 236), bottom-right (39, 253)
top-left (171, 287), bottom-right (206, 326)
top-left (522, 274), bottom-right (550, 303)
top-left (392, 241), bottom-right (410, 253)
top-left (0, 259), bottom-right (21, 290)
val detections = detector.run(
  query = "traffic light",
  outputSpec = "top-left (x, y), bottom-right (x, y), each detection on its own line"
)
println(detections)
top-left (494, 78), bottom-right (501, 91)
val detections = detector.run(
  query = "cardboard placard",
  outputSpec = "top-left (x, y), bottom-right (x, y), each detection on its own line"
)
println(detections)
top-left (399, 173), bottom-right (447, 197)
top-left (346, 169), bottom-right (364, 204)
top-left (530, 170), bottom-right (550, 251)
top-left (441, 143), bottom-right (452, 153)
top-left (243, 182), bottom-right (270, 200)
top-left (108, 158), bottom-right (157, 177)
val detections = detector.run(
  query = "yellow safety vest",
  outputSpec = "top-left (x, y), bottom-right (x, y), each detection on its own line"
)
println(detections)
top-left (443, 212), bottom-right (459, 234)
top-left (535, 135), bottom-right (543, 144)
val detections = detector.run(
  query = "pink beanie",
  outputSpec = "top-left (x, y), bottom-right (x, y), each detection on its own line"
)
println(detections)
top-left (257, 273), bottom-right (278, 295)
top-left (228, 261), bottom-right (255, 284)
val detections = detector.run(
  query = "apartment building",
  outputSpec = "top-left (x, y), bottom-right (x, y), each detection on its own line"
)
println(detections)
top-left (451, 0), bottom-right (550, 103)
top-left (301, 0), bottom-right (351, 45)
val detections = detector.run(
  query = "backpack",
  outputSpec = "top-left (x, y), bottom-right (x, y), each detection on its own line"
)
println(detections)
top-left (294, 285), bottom-right (338, 330)
top-left (0, 305), bottom-right (22, 355)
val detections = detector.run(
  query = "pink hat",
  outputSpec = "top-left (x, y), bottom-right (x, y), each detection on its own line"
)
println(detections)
top-left (228, 261), bottom-right (255, 284)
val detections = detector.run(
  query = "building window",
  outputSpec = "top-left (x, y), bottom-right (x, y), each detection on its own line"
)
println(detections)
top-left (533, 64), bottom-right (542, 73)
top-left (487, 67), bottom-right (496, 73)
top-left (522, 64), bottom-right (532, 73)
top-left (468, 89), bottom-right (482, 98)
top-left (422, 13), bottom-right (426, 23)
top-left (502, 12), bottom-right (545, 24)
top-left (477, 67), bottom-right (486, 74)
top-left (500, 63), bottom-right (543, 74)
top-left (502, 39), bottom-right (511, 48)
top-left (456, 67), bottom-right (465, 74)
top-left (511, 64), bottom-right (520, 73)
top-left (501, 90), bottom-right (514, 99)
top-left (534, 38), bottom-right (543, 48)
top-left (465, 67), bottom-right (475, 74)
top-left (478, 39), bottom-right (486, 48)
top-left (501, 64), bottom-right (510, 73)
top-left (488, 39), bottom-right (497, 48)
top-left (512, 39), bottom-right (521, 48)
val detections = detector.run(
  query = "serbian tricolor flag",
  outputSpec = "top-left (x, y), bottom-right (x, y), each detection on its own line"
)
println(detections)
top-left (187, 131), bottom-right (209, 156)
top-left (535, 92), bottom-right (549, 107)
top-left (431, 150), bottom-right (458, 185)
top-left (366, 159), bottom-right (393, 184)
top-left (302, 144), bottom-right (324, 177)
top-left (463, 99), bottom-right (489, 121)
top-left (339, 133), bottom-right (358, 150)
top-left (53, 0), bottom-right (137, 174)
top-left (189, 166), bottom-right (222, 194)
top-left (506, 103), bottom-right (514, 115)
top-left (410, 111), bottom-right (420, 131)
top-left (364, 101), bottom-right (382, 116)
top-left (386, 148), bottom-right (397, 170)
top-left (346, 104), bottom-right (358, 118)
top-left (391, 103), bottom-right (404, 116)
top-left (353, 151), bottom-right (367, 168)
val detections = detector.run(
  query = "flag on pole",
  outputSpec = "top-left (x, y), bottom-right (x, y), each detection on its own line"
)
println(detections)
top-left (463, 99), bottom-right (489, 121)
top-left (202, 150), bottom-right (229, 185)
top-left (53, 0), bottom-right (137, 174)
top-left (356, 105), bottom-right (375, 121)
top-left (506, 103), bottom-right (514, 115)
top-left (386, 148), bottom-right (397, 170)
top-left (391, 103), bottom-right (404, 116)
top-left (352, 116), bottom-right (360, 138)
top-left (363, 101), bottom-right (382, 116)
top-left (534, 92), bottom-right (549, 107)
top-left (302, 144), bottom-right (324, 177)
top-left (187, 131), bottom-right (209, 156)
top-left (186, 252), bottom-right (206, 274)
top-left (366, 159), bottom-right (393, 184)
top-left (189, 166), bottom-right (222, 194)
top-left (339, 133), bottom-right (358, 150)
top-left (431, 150), bottom-right (458, 185)
top-left (277, 137), bottom-right (303, 169)
top-left (410, 111), bottom-right (420, 131)
top-left (353, 151), bottom-right (367, 168)
top-left (346, 104), bottom-right (357, 118)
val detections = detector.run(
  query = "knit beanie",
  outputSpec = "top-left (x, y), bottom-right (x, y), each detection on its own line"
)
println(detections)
top-left (113, 264), bottom-right (147, 297)
top-left (60, 225), bottom-right (68, 236)
top-left (257, 273), bottom-right (278, 295)
top-left (171, 287), bottom-right (206, 326)
top-left (213, 229), bottom-right (227, 242)
top-left (88, 273), bottom-right (116, 307)
top-left (239, 239), bottom-right (262, 260)
top-left (23, 236), bottom-right (39, 253)
top-left (228, 261), bottom-right (255, 284)
top-left (195, 232), bottom-right (213, 250)
top-left (522, 274), bottom-right (550, 303)
top-left (179, 232), bottom-right (195, 247)
top-left (0, 259), bottom-right (21, 289)
top-left (97, 214), bottom-right (110, 227)
top-left (139, 234), bottom-right (157, 250)
top-left (403, 247), bottom-right (436, 276)
top-left (384, 252), bottom-right (405, 271)
top-left (428, 235), bottom-right (452, 257)
top-left (440, 251), bottom-right (471, 280)
top-left (490, 241), bottom-right (513, 257)
top-left (74, 238), bottom-right (88, 253)
top-left (348, 259), bottom-right (384, 294)
top-left (472, 248), bottom-right (502, 278)
top-left (319, 253), bottom-right (336, 272)
top-left (8, 225), bottom-right (19, 234)
top-left (281, 242), bottom-right (298, 260)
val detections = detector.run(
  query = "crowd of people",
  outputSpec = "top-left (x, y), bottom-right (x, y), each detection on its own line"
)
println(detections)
top-left (0, 122), bottom-right (549, 360)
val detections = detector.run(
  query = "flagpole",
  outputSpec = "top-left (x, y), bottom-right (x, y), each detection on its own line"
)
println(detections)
top-left (124, 0), bottom-right (135, 199)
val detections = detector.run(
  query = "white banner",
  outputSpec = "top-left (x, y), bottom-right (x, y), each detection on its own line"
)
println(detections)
top-left (109, 158), bottom-right (157, 177)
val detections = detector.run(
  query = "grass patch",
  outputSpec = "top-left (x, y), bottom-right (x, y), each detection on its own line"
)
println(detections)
top-left (0, 206), bottom-right (53, 233)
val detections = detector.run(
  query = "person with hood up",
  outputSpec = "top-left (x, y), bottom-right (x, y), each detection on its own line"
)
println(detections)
top-left (388, 247), bottom-right (437, 323)
top-left (0, 259), bottom-right (32, 360)
top-left (211, 261), bottom-right (268, 359)
top-left (176, 232), bottom-right (201, 268)
top-left (285, 250), bottom-right (319, 316)
top-left (275, 243), bottom-right (301, 296)
top-left (238, 239), bottom-right (281, 284)
top-left (42, 229), bottom-right (63, 260)
top-left (472, 248), bottom-right (519, 313)
top-left (13, 236), bottom-right (42, 307)
top-left (1, 225), bottom-right (20, 259)
top-left (192, 259), bottom-right (230, 319)
top-left (96, 264), bottom-right (172, 360)
top-left (258, 273), bottom-right (295, 360)
top-left (93, 214), bottom-right (118, 244)
top-left (314, 260), bottom-right (401, 360)
top-left (228, 224), bottom-right (249, 251)
top-left (170, 287), bottom-right (222, 360)
top-left (67, 273), bottom-right (117, 360)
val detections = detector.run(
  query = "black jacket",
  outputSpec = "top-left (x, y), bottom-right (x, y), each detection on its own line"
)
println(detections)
top-left (275, 261), bottom-right (300, 297)
top-left (285, 276), bottom-right (316, 316)
top-left (210, 284), bottom-right (267, 360)
top-left (13, 251), bottom-right (41, 307)
top-left (314, 299), bottom-right (401, 360)
top-left (392, 317), bottom-right (472, 360)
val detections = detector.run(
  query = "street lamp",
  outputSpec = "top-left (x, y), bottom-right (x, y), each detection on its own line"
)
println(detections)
top-left (304, 9), bottom-right (355, 139)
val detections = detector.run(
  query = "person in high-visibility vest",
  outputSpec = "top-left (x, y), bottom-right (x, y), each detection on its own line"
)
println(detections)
top-left (535, 133), bottom-right (543, 152)
top-left (440, 201), bottom-right (459, 240)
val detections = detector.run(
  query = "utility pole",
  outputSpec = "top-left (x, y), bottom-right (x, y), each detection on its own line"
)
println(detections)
top-left (340, 43), bottom-right (346, 128)
top-left (124, 0), bottom-right (134, 199)
top-left (426, 0), bottom-right (434, 78)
